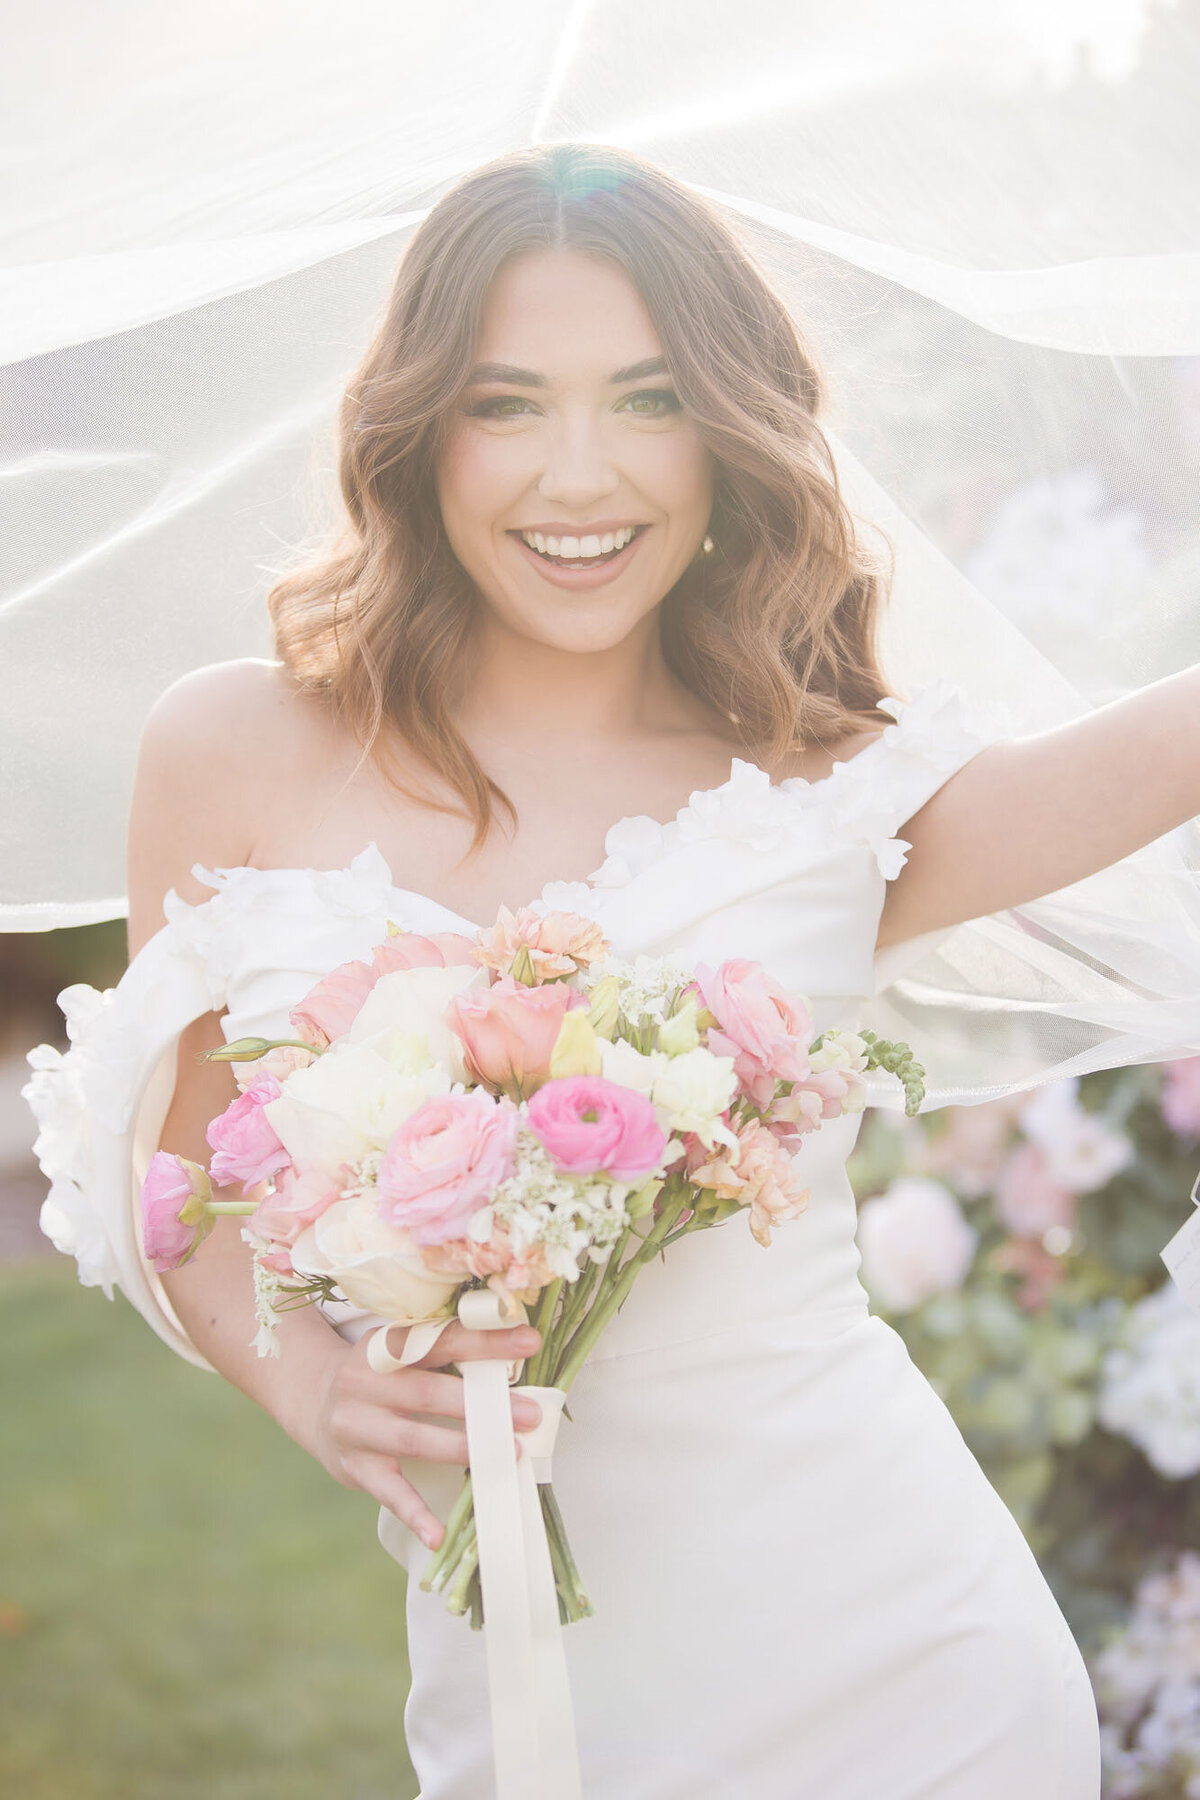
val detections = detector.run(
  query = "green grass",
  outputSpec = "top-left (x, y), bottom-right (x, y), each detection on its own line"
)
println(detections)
top-left (0, 1261), bottom-right (421, 1799)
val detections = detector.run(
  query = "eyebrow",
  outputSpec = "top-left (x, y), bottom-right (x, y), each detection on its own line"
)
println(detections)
top-left (464, 355), bottom-right (670, 388)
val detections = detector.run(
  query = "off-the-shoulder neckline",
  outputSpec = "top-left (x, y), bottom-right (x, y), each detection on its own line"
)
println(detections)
top-left (171, 680), bottom-right (991, 932)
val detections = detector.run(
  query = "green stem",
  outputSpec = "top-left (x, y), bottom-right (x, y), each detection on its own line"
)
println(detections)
top-left (444, 1529), bottom-right (479, 1616)
top-left (419, 1468), bottom-right (474, 1592)
top-left (527, 1277), bottom-right (565, 1387)
top-left (205, 1200), bottom-right (260, 1216)
top-left (541, 1484), bottom-right (593, 1619)
top-left (553, 1190), bottom-right (688, 1391)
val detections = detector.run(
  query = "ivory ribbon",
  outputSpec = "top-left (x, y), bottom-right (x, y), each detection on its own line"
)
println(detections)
top-left (367, 1292), bottom-right (584, 1800)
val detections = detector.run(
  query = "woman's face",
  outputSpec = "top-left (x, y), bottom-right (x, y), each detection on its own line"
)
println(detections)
top-left (435, 248), bottom-right (715, 653)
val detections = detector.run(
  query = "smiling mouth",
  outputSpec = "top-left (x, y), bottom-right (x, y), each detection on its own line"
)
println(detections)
top-left (510, 525), bottom-right (647, 570)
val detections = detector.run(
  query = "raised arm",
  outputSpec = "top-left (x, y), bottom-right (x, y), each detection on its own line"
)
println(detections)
top-left (877, 663), bottom-right (1200, 952)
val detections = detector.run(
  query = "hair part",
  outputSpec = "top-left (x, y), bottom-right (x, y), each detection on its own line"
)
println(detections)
top-left (267, 141), bottom-right (900, 859)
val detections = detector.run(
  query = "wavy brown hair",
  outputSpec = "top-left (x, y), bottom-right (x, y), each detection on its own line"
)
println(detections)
top-left (268, 141), bottom-right (899, 856)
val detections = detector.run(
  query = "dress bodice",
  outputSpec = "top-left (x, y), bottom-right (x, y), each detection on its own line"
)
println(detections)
top-left (23, 679), bottom-right (1005, 1371)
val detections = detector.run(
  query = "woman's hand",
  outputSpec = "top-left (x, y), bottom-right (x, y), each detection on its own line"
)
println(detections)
top-left (310, 1320), bottom-right (545, 1550)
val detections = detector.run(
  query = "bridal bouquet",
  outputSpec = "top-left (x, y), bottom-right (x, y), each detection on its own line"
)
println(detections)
top-left (137, 904), bottom-right (925, 1629)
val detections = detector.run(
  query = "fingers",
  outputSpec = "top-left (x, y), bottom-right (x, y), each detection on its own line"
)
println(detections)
top-left (341, 1398), bottom-right (471, 1468)
top-left (375, 1320), bottom-right (542, 1371)
top-left (345, 1451), bottom-right (450, 1551)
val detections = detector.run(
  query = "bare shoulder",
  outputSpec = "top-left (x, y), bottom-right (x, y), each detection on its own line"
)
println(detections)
top-left (126, 658), bottom-right (327, 955)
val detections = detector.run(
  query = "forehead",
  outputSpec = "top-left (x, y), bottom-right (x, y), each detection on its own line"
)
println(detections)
top-left (474, 248), bottom-right (663, 363)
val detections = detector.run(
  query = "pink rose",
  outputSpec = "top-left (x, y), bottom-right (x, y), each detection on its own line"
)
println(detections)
top-left (1162, 1056), bottom-right (1200, 1138)
top-left (205, 1075), bottom-right (291, 1192)
top-left (250, 1164), bottom-right (343, 1248)
top-left (376, 1089), bottom-right (519, 1245)
top-left (993, 1142), bottom-right (1078, 1239)
top-left (474, 905), bottom-right (610, 982)
top-left (139, 1151), bottom-right (212, 1272)
top-left (526, 1075), bottom-right (667, 1180)
top-left (290, 957), bottom-right (376, 1049)
top-left (370, 929), bottom-right (482, 977)
top-left (688, 959), bottom-right (813, 1109)
top-left (290, 931), bottom-right (484, 1050)
top-left (447, 974), bottom-right (590, 1099)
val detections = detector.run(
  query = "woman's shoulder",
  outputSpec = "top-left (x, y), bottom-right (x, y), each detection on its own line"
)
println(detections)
top-left (127, 658), bottom-right (334, 951)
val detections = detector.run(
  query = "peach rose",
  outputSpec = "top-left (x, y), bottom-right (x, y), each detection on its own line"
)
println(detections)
top-left (474, 905), bottom-right (610, 983)
top-left (687, 959), bottom-right (813, 1109)
top-left (447, 973), bottom-right (590, 1099)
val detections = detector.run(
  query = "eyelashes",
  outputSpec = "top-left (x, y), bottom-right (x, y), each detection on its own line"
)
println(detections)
top-left (464, 387), bottom-right (682, 420)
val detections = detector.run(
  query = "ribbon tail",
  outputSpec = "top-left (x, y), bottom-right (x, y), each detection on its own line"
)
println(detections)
top-left (458, 1289), bottom-right (584, 1800)
top-left (516, 1449), bottom-right (585, 1797)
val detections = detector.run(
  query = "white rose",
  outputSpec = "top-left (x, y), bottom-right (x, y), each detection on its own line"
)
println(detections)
top-left (290, 1191), bottom-right (460, 1321)
top-left (344, 965), bottom-right (489, 1084)
top-left (263, 1043), bottom-right (454, 1176)
top-left (650, 1046), bottom-right (739, 1150)
top-left (856, 1176), bottom-right (978, 1313)
top-left (598, 1036), bottom-right (667, 1098)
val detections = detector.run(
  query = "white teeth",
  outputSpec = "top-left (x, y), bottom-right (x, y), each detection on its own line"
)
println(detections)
top-left (519, 526), bottom-right (638, 559)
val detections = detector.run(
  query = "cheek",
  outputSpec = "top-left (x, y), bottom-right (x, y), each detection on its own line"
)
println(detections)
top-left (436, 432), bottom-right (526, 529)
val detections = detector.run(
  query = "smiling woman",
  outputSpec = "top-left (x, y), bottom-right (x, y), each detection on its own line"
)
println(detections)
top-left (264, 144), bottom-right (900, 866)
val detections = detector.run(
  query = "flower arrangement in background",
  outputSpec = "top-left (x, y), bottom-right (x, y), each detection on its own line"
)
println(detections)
top-left (848, 1057), bottom-right (1200, 1796)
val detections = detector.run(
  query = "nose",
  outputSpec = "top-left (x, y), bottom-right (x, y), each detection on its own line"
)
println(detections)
top-left (536, 409), bottom-right (620, 509)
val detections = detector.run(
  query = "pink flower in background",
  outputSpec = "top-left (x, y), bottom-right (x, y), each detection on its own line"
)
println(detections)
top-left (857, 1176), bottom-right (978, 1313)
top-left (527, 1075), bottom-right (667, 1180)
top-left (1162, 1057), bottom-right (1200, 1138)
top-left (447, 973), bottom-right (590, 1098)
top-left (290, 957), bottom-right (376, 1048)
top-left (250, 1164), bottom-right (342, 1247)
top-left (687, 958), bottom-right (813, 1109)
top-left (993, 1141), bottom-right (1078, 1239)
top-left (139, 1151), bottom-right (212, 1272)
top-left (376, 1088), bottom-right (519, 1244)
top-left (918, 1097), bottom-right (1024, 1199)
top-left (990, 1237), bottom-right (1068, 1313)
top-left (205, 1075), bottom-right (291, 1192)
top-left (474, 905), bottom-right (610, 982)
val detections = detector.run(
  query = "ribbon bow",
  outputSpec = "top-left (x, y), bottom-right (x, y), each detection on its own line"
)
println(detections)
top-left (368, 1290), bottom-right (584, 1799)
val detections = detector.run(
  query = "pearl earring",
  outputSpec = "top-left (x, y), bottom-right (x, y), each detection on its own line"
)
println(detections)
top-left (702, 535), bottom-right (714, 555)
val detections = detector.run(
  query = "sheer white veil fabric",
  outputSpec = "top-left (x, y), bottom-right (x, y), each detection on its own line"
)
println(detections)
top-left (4, 0), bottom-right (1200, 1109)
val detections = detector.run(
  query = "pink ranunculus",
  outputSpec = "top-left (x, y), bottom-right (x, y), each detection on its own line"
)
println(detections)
top-left (526, 1075), bottom-right (667, 1180)
top-left (474, 905), bottom-right (610, 982)
top-left (1162, 1056), bottom-right (1200, 1138)
top-left (376, 1088), bottom-right (520, 1245)
top-left (250, 1164), bottom-right (343, 1248)
top-left (687, 959), bottom-right (814, 1109)
top-left (446, 973), bottom-right (590, 1099)
top-left (205, 1075), bottom-right (291, 1192)
top-left (139, 1150), bottom-right (212, 1272)
top-left (289, 957), bottom-right (377, 1049)
top-left (993, 1141), bottom-right (1078, 1239)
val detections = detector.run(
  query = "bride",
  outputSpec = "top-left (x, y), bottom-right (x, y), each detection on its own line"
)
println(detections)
top-left (41, 142), bottom-right (1200, 1795)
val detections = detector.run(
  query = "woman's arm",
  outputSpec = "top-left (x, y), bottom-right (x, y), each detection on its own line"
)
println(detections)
top-left (877, 662), bottom-right (1200, 952)
top-left (125, 660), bottom-right (542, 1549)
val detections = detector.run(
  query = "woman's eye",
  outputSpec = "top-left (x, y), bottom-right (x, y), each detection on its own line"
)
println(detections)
top-left (464, 388), bottom-right (681, 419)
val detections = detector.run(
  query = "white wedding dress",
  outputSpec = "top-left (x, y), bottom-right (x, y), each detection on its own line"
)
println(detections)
top-left (26, 680), bottom-right (1102, 1798)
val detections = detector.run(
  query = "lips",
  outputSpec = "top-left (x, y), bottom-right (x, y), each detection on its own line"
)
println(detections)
top-left (507, 524), bottom-right (648, 590)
